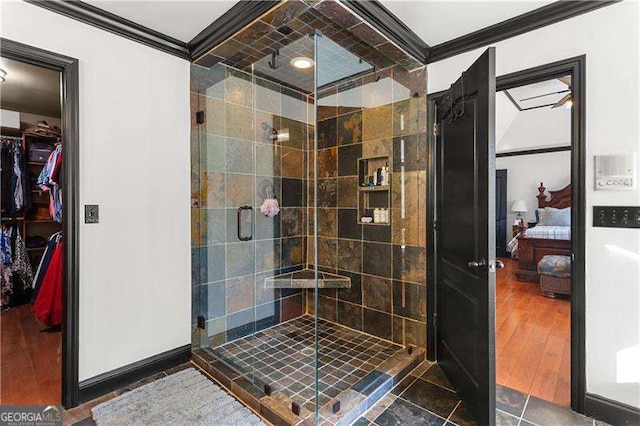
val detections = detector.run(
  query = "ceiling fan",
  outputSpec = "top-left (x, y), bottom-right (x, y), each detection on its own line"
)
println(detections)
top-left (551, 76), bottom-right (572, 109)
top-left (515, 76), bottom-right (572, 109)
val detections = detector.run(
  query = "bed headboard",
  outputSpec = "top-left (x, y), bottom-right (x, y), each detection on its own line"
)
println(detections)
top-left (537, 182), bottom-right (571, 209)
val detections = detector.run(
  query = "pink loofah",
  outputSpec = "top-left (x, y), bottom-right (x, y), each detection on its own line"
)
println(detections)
top-left (260, 198), bottom-right (280, 217)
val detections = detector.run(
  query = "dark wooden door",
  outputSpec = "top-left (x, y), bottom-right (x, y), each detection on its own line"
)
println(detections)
top-left (435, 48), bottom-right (497, 425)
top-left (496, 169), bottom-right (508, 257)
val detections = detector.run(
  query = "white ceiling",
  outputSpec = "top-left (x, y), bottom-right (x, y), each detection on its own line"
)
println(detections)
top-left (507, 78), bottom-right (570, 109)
top-left (378, 1), bottom-right (554, 45)
top-left (84, 0), bottom-right (556, 46)
top-left (0, 57), bottom-right (61, 117)
top-left (496, 77), bottom-right (571, 153)
top-left (85, 0), bottom-right (237, 43)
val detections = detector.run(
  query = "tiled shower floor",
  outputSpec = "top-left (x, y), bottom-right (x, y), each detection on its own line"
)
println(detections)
top-left (209, 316), bottom-right (404, 414)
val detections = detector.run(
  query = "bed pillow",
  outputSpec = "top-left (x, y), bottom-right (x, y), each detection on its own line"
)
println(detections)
top-left (535, 208), bottom-right (546, 225)
top-left (543, 207), bottom-right (571, 226)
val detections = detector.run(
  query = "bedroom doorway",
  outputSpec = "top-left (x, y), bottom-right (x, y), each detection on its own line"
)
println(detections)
top-left (495, 75), bottom-right (573, 407)
top-left (427, 55), bottom-right (586, 417)
top-left (492, 57), bottom-right (586, 413)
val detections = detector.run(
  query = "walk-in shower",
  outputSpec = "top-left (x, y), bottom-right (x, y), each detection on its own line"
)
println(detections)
top-left (190, 1), bottom-right (427, 423)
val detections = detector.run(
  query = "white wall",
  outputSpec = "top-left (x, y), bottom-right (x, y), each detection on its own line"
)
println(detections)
top-left (495, 91), bottom-right (519, 148)
top-left (496, 151), bottom-right (571, 246)
top-left (497, 105), bottom-right (571, 153)
top-left (1, 1), bottom-right (191, 381)
top-left (429, 1), bottom-right (640, 408)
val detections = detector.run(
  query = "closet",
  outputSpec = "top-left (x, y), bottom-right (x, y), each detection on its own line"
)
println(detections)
top-left (0, 56), bottom-right (64, 405)
top-left (1, 128), bottom-right (63, 318)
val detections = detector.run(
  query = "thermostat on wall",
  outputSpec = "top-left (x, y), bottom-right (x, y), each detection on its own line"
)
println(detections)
top-left (595, 153), bottom-right (636, 190)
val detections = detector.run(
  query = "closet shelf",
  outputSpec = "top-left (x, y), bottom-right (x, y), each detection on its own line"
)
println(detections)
top-left (26, 161), bottom-right (46, 166)
top-left (26, 247), bottom-right (46, 252)
top-left (26, 219), bottom-right (56, 223)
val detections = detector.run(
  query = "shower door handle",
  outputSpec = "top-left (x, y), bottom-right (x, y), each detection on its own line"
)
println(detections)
top-left (237, 206), bottom-right (253, 241)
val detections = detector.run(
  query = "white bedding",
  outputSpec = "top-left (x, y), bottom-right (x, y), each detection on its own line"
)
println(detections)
top-left (507, 225), bottom-right (571, 259)
top-left (523, 225), bottom-right (571, 240)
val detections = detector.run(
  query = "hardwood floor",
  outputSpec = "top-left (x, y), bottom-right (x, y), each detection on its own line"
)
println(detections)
top-left (1, 303), bottom-right (61, 405)
top-left (496, 257), bottom-right (570, 407)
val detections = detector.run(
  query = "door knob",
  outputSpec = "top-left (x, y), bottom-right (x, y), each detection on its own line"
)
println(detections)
top-left (468, 259), bottom-right (486, 268)
top-left (495, 260), bottom-right (505, 269)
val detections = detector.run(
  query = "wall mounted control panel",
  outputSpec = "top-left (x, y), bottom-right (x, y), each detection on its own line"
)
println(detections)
top-left (593, 206), bottom-right (640, 228)
top-left (594, 153), bottom-right (636, 190)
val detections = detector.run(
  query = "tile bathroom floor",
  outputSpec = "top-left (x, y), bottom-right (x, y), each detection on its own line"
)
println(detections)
top-left (209, 315), bottom-right (404, 414)
top-left (354, 361), bottom-right (607, 426)
top-left (63, 358), bottom-right (607, 426)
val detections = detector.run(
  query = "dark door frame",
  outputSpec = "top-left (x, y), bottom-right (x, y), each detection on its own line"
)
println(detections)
top-left (427, 55), bottom-right (587, 413)
top-left (495, 169), bottom-right (508, 258)
top-left (1, 38), bottom-right (80, 408)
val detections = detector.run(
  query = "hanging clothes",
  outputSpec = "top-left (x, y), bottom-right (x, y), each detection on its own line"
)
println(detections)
top-left (13, 229), bottom-right (33, 285)
top-left (1, 138), bottom-right (30, 214)
top-left (33, 239), bottom-right (63, 326)
top-left (0, 225), bottom-right (33, 309)
top-left (31, 231), bottom-right (62, 303)
top-left (0, 227), bottom-right (13, 309)
top-left (37, 144), bottom-right (63, 223)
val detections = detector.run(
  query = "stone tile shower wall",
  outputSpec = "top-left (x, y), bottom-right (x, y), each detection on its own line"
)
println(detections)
top-left (307, 64), bottom-right (428, 350)
top-left (191, 63), bottom-right (310, 348)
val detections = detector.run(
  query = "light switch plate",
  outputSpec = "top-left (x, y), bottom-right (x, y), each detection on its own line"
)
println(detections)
top-left (85, 205), bottom-right (99, 223)
top-left (593, 206), bottom-right (640, 228)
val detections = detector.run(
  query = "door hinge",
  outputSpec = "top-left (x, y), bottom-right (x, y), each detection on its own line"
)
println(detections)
top-left (196, 111), bottom-right (205, 125)
top-left (433, 313), bottom-right (438, 328)
top-left (433, 219), bottom-right (439, 231)
top-left (197, 315), bottom-right (205, 329)
top-left (433, 122), bottom-right (440, 136)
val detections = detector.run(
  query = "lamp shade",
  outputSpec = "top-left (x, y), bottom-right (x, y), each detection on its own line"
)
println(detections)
top-left (511, 200), bottom-right (528, 213)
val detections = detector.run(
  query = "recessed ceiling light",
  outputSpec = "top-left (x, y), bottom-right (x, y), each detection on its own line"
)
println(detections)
top-left (290, 57), bottom-right (314, 69)
top-left (0, 68), bottom-right (6, 83)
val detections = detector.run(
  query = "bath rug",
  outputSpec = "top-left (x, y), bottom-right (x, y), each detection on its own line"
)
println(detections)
top-left (91, 368), bottom-right (265, 426)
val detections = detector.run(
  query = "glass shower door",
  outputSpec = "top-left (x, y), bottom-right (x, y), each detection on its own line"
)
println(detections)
top-left (193, 62), bottom-right (261, 383)
top-left (191, 41), bottom-right (314, 406)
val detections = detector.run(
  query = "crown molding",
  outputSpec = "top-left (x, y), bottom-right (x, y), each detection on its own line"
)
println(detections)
top-left (24, 0), bottom-right (191, 60)
top-left (188, 0), bottom-right (280, 61)
top-left (427, 1), bottom-right (620, 64)
top-left (22, 1), bottom-right (621, 68)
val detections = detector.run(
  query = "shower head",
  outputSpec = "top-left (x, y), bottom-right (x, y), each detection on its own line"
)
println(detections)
top-left (261, 122), bottom-right (290, 143)
top-left (261, 122), bottom-right (279, 141)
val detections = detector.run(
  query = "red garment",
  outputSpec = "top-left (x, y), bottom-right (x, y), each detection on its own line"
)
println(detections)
top-left (33, 241), bottom-right (63, 326)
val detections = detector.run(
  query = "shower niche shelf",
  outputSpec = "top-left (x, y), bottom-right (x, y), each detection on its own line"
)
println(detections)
top-left (265, 269), bottom-right (351, 289)
top-left (358, 156), bottom-right (391, 226)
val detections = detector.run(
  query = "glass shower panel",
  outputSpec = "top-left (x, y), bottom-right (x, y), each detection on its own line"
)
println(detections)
top-left (190, 29), bottom-right (316, 413)
top-left (193, 63), bottom-right (260, 383)
top-left (312, 29), bottom-right (428, 423)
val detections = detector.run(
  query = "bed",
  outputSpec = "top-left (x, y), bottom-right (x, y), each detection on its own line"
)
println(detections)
top-left (513, 182), bottom-right (572, 282)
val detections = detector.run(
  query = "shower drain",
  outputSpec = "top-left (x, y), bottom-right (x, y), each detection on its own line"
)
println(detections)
top-left (301, 347), bottom-right (314, 357)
